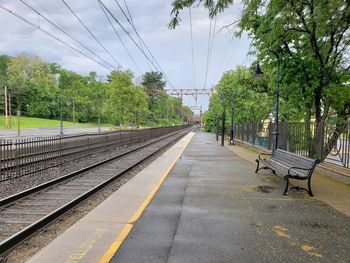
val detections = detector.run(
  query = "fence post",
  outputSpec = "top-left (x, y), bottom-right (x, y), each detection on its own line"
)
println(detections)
top-left (318, 120), bottom-right (325, 160)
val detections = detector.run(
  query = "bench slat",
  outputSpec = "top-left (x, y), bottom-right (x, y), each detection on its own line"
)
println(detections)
top-left (256, 148), bottom-right (319, 196)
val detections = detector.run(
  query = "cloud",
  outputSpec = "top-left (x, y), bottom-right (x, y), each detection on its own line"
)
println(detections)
top-left (0, 0), bottom-right (252, 112)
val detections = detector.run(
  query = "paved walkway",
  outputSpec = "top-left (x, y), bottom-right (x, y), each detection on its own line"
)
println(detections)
top-left (111, 131), bottom-right (350, 263)
top-left (225, 141), bottom-right (350, 217)
top-left (26, 132), bottom-right (194, 263)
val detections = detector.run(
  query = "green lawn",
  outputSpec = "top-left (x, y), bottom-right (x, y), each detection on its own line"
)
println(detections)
top-left (0, 116), bottom-right (110, 129)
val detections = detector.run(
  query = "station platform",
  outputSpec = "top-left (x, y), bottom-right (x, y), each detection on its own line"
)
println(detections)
top-left (27, 131), bottom-right (350, 263)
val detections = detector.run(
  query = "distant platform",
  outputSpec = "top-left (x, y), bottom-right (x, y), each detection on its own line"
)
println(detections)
top-left (0, 126), bottom-right (112, 138)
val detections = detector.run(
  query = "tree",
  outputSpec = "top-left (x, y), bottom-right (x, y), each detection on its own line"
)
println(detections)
top-left (0, 55), bottom-right (10, 114)
top-left (217, 66), bottom-right (272, 124)
top-left (0, 55), bottom-right (9, 89)
top-left (7, 54), bottom-right (32, 111)
top-left (204, 66), bottom-right (272, 131)
top-left (105, 70), bottom-right (149, 127)
top-left (141, 71), bottom-right (168, 122)
top-left (182, 105), bottom-right (194, 123)
top-left (170, 0), bottom-right (350, 158)
top-left (141, 71), bottom-right (166, 97)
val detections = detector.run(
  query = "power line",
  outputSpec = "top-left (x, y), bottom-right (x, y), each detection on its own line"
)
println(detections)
top-left (19, 0), bottom-right (117, 70)
top-left (215, 35), bottom-right (239, 79)
top-left (189, 6), bottom-right (197, 91)
top-left (203, 16), bottom-right (217, 89)
top-left (122, 0), bottom-right (152, 71)
top-left (98, 0), bottom-right (156, 69)
top-left (0, 4), bottom-right (113, 71)
top-left (112, 0), bottom-right (176, 88)
top-left (61, 0), bottom-right (123, 69)
top-left (97, 0), bottom-right (142, 74)
top-left (98, 0), bottom-right (176, 88)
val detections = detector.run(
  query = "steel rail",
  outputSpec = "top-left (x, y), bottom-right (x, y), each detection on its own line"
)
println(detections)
top-left (0, 126), bottom-right (186, 181)
top-left (0, 127), bottom-right (193, 257)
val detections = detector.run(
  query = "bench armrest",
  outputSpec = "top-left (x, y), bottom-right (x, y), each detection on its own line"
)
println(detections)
top-left (288, 166), bottom-right (311, 176)
top-left (258, 152), bottom-right (272, 160)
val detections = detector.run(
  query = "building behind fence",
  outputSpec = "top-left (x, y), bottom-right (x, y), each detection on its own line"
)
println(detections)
top-left (233, 121), bottom-right (350, 169)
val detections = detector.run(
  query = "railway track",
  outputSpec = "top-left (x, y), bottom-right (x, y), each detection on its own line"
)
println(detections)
top-left (0, 126), bottom-right (193, 257)
top-left (0, 126), bottom-right (186, 182)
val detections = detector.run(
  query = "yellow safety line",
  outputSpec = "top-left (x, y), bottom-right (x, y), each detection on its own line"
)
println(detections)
top-left (98, 133), bottom-right (193, 263)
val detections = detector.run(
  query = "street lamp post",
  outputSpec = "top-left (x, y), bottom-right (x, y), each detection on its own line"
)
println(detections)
top-left (254, 54), bottom-right (280, 153)
top-left (98, 111), bottom-right (101, 133)
top-left (229, 94), bottom-right (234, 145)
top-left (60, 94), bottom-right (63, 136)
top-left (216, 113), bottom-right (219, 142)
top-left (221, 94), bottom-right (225, 147)
top-left (273, 52), bottom-right (281, 152)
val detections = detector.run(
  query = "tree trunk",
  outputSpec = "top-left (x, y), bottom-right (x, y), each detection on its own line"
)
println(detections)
top-left (312, 85), bottom-right (323, 159)
top-left (304, 107), bottom-right (312, 157)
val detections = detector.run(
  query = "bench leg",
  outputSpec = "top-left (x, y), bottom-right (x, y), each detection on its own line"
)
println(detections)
top-left (255, 160), bottom-right (260, 173)
top-left (308, 178), bottom-right (314, 197)
top-left (283, 178), bottom-right (289, 195)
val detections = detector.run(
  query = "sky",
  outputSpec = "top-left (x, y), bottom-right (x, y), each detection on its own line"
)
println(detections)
top-left (0, 0), bottom-right (253, 113)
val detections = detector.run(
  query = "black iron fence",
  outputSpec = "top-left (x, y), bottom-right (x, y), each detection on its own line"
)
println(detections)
top-left (0, 125), bottom-right (191, 182)
top-left (233, 121), bottom-right (350, 169)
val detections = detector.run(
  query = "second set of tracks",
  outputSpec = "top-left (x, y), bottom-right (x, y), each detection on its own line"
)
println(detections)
top-left (0, 126), bottom-right (193, 257)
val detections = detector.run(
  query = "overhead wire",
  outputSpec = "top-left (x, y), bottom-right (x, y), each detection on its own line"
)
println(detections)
top-left (203, 15), bottom-right (217, 89)
top-left (97, 0), bottom-right (157, 70)
top-left (61, 0), bottom-right (123, 69)
top-left (122, 0), bottom-right (152, 71)
top-left (99, 0), bottom-right (176, 89)
top-left (112, 0), bottom-right (176, 89)
top-left (19, 0), bottom-right (117, 70)
top-left (214, 35), bottom-right (239, 79)
top-left (97, 0), bottom-right (142, 75)
top-left (189, 6), bottom-right (197, 91)
top-left (0, 4), bottom-right (113, 71)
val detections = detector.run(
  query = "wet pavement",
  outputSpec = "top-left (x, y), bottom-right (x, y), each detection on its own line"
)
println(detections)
top-left (111, 131), bottom-right (350, 263)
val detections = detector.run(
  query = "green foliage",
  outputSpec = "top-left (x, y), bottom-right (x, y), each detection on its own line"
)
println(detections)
top-left (141, 71), bottom-right (166, 97)
top-left (139, 71), bottom-right (192, 125)
top-left (205, 67), bottom-right (272, 131)
top-left (0, 55), bottom-right (9, 89)
top-left (239, 0), bottom-right (350, 123)
top-left (169, 0), bottom-right (350, 125)
top-left (0, 53), bottom-right (192, 128)
top-left (105, 70), bottom-right (149, 128)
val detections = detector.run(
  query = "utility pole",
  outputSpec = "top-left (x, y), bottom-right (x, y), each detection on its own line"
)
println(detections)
top-left (180, 90), bottom-right (183, 124)
top-left (60, 100), bottom-right (63, 136)
top-left (98, 110), bottom-right (101, 133)
top-left (216, 114), bottom-right (219, 142)
top-left (4, 86), bottom-right (8, 129)
top-left (9, 92), bottom-right (12, 128)
top-left (221, 99), bottom-right (226, 147)
top-left (72, 98), bottom-right (76, 125)
top-left (229, 95), bottom-right (234, 145)
top-left (17, 109), bottom-right (20, 137)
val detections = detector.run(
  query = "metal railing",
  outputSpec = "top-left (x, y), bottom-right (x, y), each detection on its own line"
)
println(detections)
top-left (233, 121), bottom-right (350, 169)
top-left (0, 125), bottom-right (191, 182)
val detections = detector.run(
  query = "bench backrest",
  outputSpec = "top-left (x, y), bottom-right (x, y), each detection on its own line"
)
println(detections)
top-left (271, 149), bottom-right (319, 176)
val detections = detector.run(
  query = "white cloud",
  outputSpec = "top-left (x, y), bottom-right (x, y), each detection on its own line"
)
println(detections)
top-left (0, 0), bottom-right (252, 112)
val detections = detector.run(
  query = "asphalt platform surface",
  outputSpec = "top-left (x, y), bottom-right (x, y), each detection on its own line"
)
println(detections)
top-left (111, 131), bottom-right (350, 263)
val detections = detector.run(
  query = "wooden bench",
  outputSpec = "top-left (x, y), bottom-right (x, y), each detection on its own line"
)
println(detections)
top-left (255, 149), bottom-right (320, 196)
